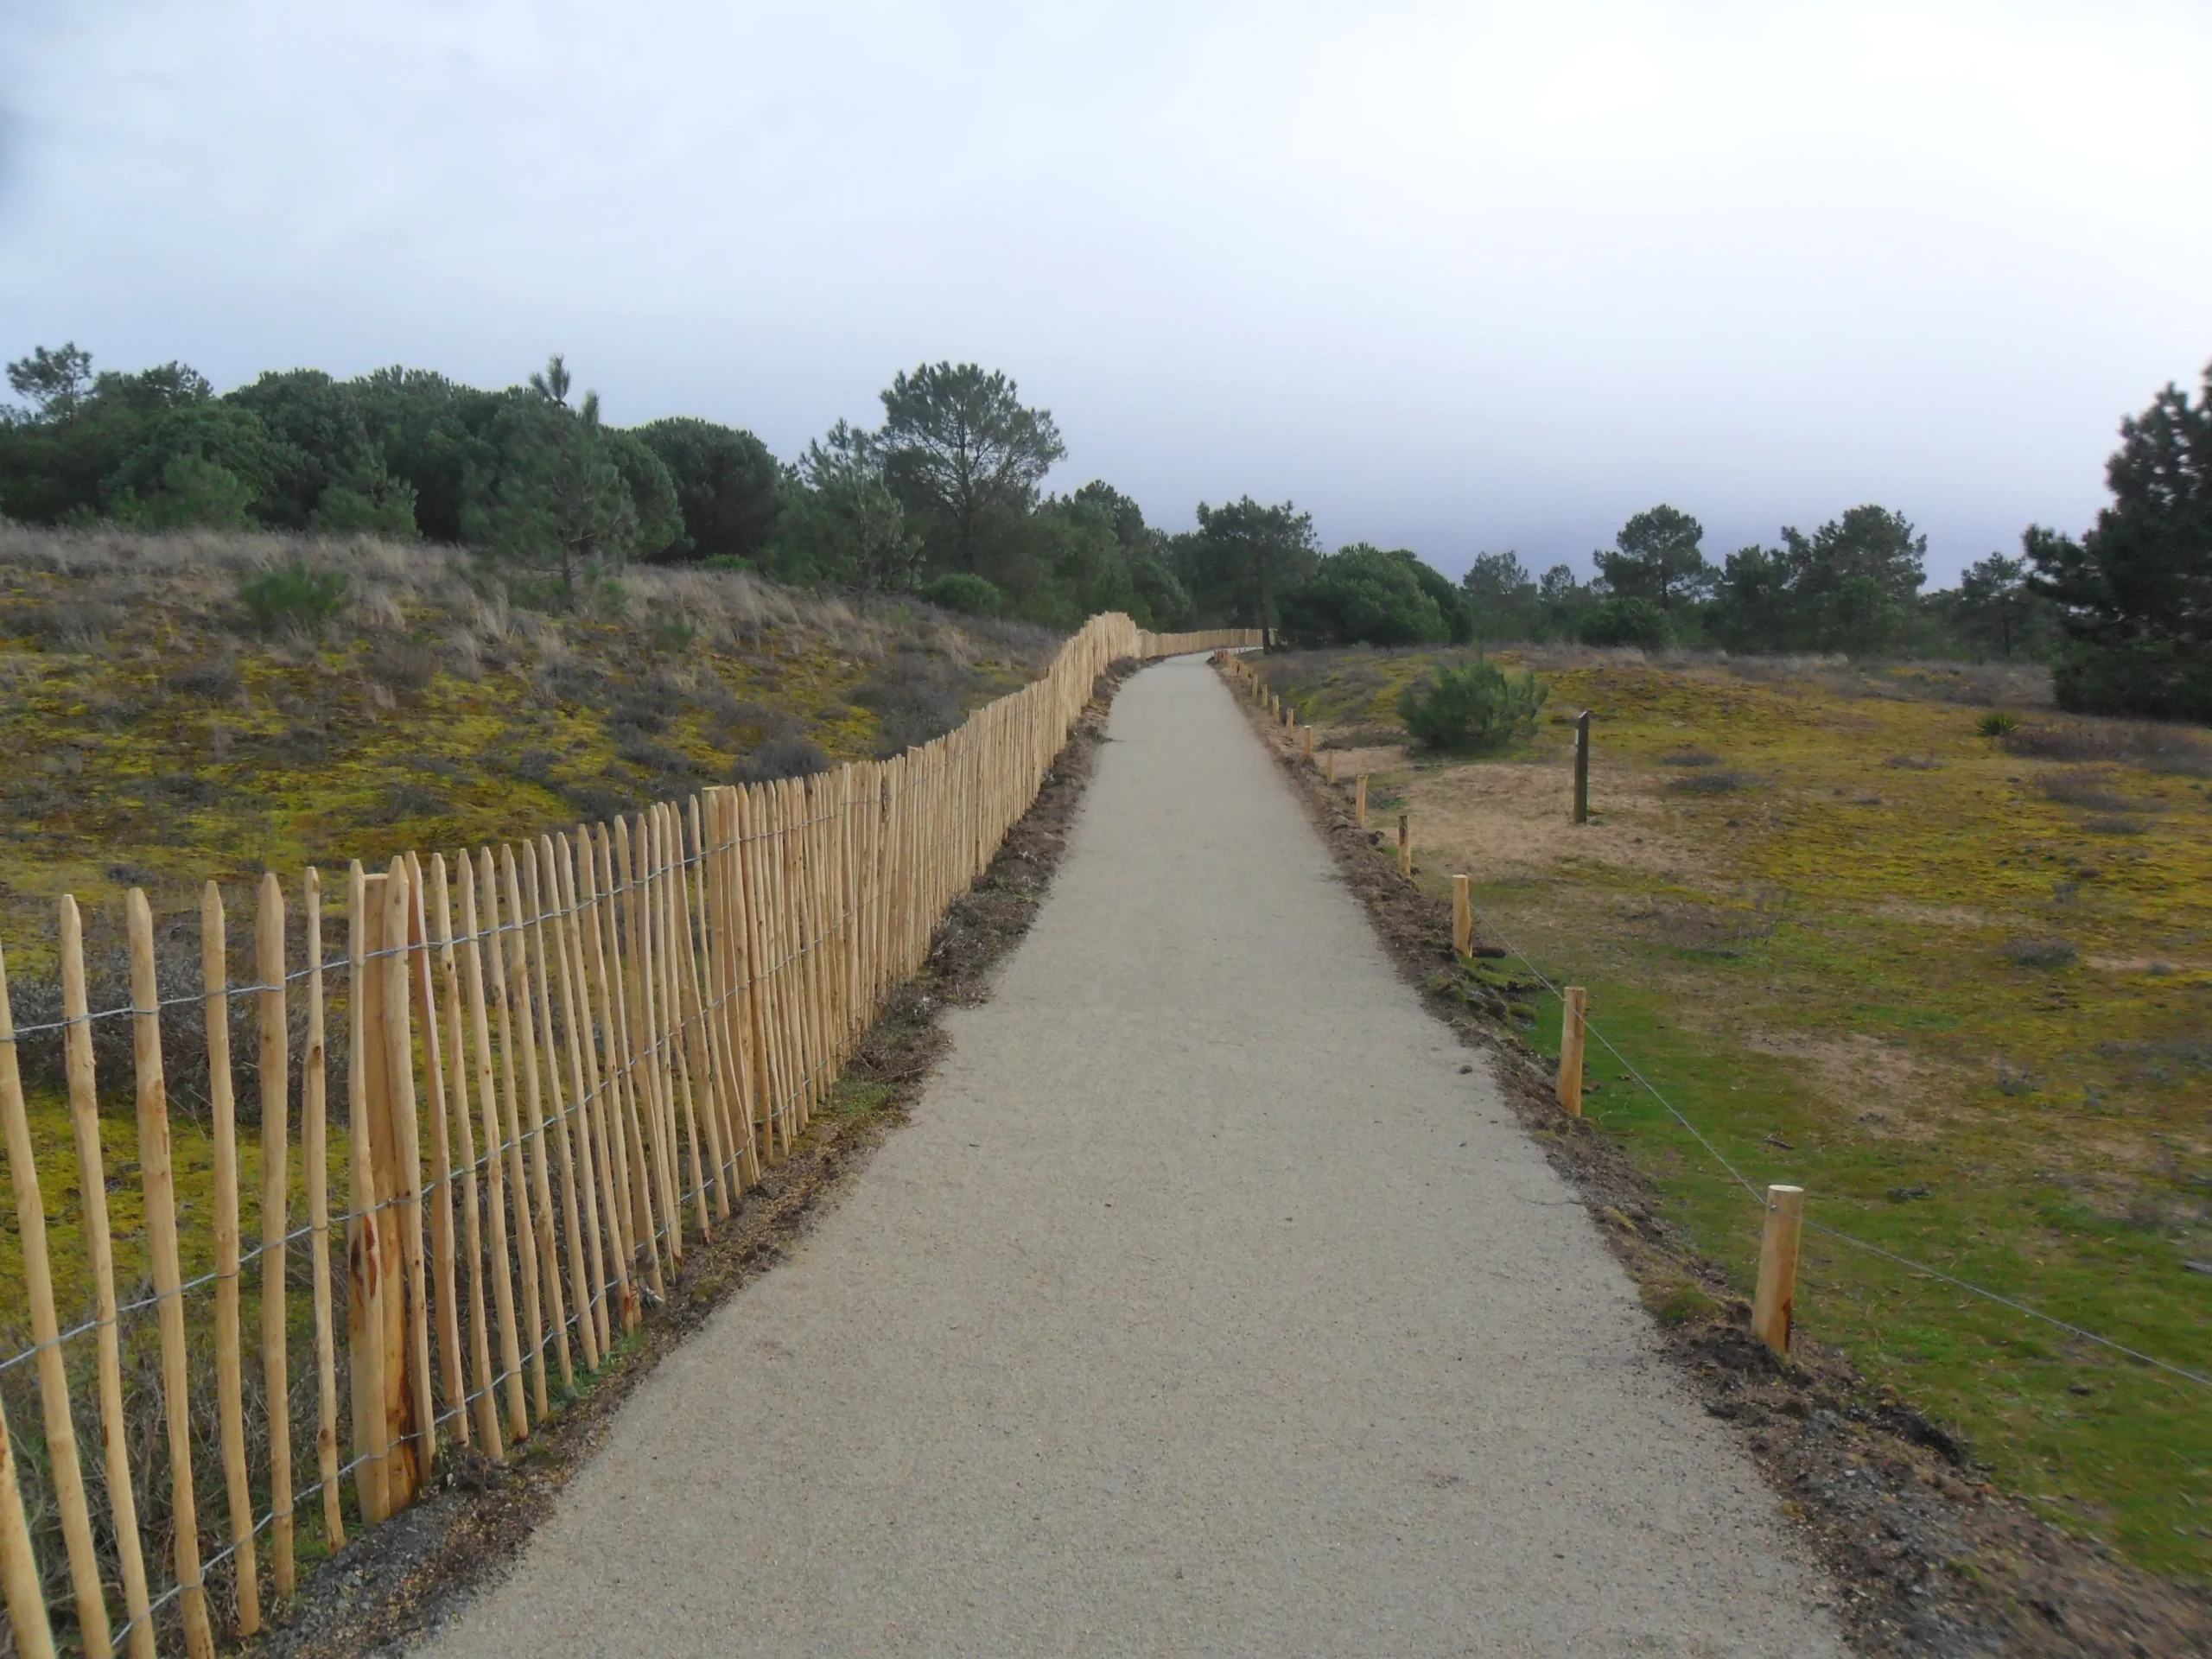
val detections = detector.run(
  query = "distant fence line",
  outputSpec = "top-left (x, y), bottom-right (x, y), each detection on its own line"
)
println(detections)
top-left (0, 615), bottom-right (1262, 1658)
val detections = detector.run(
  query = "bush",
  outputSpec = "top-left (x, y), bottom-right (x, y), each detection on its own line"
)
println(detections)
top-left (1277, 543), bottom-right (1448, 648)
top-left (1977, 710), bottom-right (2020, 737)
top-left (855, 645), bottom-right (968, 753)
top-left (919, 572), bottom-right (1002, 617)
top-left (2002, 936), bottom-right (2076, 969)
top-left (238, 562), bottom-right (348, 633)
top-left (1999, 719), bottom-right (2212, 774)
top-left (1578, 595), bottom-right (1671, 650)
top-left (1668, 769), bottom-right (1763, 794)
top-left (734, 734), bottom-right (828, 783)
top-left (1397, 660), bottom-right (1548, 752)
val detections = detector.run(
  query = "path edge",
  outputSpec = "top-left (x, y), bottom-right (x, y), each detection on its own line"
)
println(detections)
top-left (1212, 653), bottom-right (2212, 1659)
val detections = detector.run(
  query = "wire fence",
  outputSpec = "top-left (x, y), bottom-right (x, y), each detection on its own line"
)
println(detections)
top-left (0, 618), bottom-right (1262, 1659)
top-left (1230, 653), bottom-right (2212, 1401)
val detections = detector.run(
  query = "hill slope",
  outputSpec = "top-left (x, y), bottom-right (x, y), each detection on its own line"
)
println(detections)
top-left (1, 524), bottom-right (1056, 935)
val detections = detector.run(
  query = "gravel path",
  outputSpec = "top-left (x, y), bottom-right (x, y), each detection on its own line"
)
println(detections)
top-left (420, 654), bottom-right (1847, 1657)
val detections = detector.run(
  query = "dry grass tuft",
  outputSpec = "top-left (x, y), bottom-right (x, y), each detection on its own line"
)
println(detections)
top-left (2000, 935), bottom-right (2079, 969)
top-left (1666, 768), bottom-right (1764, 794)
top-left (2002, 719), bottom-right (2212, 775)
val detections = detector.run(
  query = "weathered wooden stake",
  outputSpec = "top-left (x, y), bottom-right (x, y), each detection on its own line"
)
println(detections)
top-left (1556, 986), bottom-right (1587, 1116)
top-left (1397, 813), bottom-right (1412, 879)
top-left (0, 1381), bottom-right (54, 1659)
top-left (61, 896), bottom-right (156, 1656)
top-left (1752, 1185), bottom-right (1805, 1357)
top-left (382, 858), bottom-right (435, 1490)
top-left (1573, 709), bottom-right (1591, 824)
top-left (1452, 874), bottom-right (1471, 957)
top-left (1301, 726), bottom-right (1314, 760)
top-left (302, 870), bottom-right (346, 1550)
top-left (0, 935), bottom-right (109, 1653)
top-left (200, 883), bottom-right (261, 1634)
top-left (254, 874), bottom-right (296, 1598)
top-left (128, 888), bottom-right (217, 1659)
top-left (1325, 751), bottom-right (1336, 783)
top-left (346, 863), bottom-right (394, 1526)
top-left (1355, 774), bottom-right (1368, 830)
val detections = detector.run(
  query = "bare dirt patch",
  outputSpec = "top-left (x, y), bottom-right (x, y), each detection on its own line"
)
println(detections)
top-left (1344, 746), bottom-right (1711, 884)
top-left (1741, 1032), bottom-right (1956, 1141)
top-left (1869, 900), bottom-right (2016, 931)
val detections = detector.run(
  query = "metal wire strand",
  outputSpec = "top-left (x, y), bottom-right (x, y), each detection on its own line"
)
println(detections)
top-left (1449, 874), bottom-right (2212, 1393)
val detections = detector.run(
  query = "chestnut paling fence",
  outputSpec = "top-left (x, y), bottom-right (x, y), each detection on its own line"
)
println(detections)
top-left (0, 619), bottom-right (1262, 1658)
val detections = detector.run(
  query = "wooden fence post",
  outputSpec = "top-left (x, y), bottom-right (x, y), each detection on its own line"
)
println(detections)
top-left (481, 849), bottom-right (550, 1427)
top-left (302, 870), bottom-right (345, 1550)
top-left (1452, 875), bottom-right (1471, 957)
top-left (1573, 710), bottom-right (1591, 825)
top-left (127, 888), bottom-right (218, 1659)
top-left (1556, 986), bottom-right (1587, 1116)
top-left (1325, 751), bottom-right (1336, 784)
top-left (254, 874), bottom-right (296, 1599)
top-left (1752, 1185), bottom-right (1805, 1357)
top-left (200, 883), bottom-right (261, 1635)
top-left (1301, 726), bottom-right (1314, 760)
top-left (0, 1379), bottom-right (54, 1659)
top-left (0, 934), bottom-right (110, 1653)
top-left (434, 855), bottom-right (504, 1458)
top-left (60, 896), bottom-right (156, 1656)
top-left (405, 855), bottom-right (467, 1449)
top-left (1355, 774), bottom-right (1368, 830)
top-left (346, 862), bottom-right (395, 1526)
top-left (383, 859), bottom-right (435, 1490)
top-left (459, 855), bottom-right (529, 1446)
top-left (1397, 814), bottom-right (1412, 879)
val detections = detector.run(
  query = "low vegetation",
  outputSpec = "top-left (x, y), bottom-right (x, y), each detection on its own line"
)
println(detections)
top-left (1260, 639), bottom-right (2212, 1582)
top-left (0, 523), bottom-right (1052, 938)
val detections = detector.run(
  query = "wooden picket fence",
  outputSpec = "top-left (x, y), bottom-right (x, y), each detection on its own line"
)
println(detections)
top-left (0, 614), bottom-right (1260, 1657)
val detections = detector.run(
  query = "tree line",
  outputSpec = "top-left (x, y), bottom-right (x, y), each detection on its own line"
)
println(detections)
top-left (3, 346), bottom-right (2203, 719)
top-left (1294, 360), bottom-right (2209, 723)
top-left (0, 346), bottom-right (1258, 632)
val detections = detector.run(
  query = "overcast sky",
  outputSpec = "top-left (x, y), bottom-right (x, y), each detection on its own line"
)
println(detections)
top-left (3, 2), bottom-right (2209, 583)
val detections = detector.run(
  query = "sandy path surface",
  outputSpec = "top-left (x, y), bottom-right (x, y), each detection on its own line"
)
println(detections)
top-left (420, 654), bottom-right (1845, 1657)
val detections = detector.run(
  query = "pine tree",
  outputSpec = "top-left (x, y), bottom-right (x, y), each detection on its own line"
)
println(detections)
top-left (2026, 362), bottom-right (2212, 720)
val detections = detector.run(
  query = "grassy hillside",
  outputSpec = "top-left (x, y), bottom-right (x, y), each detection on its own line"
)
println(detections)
top-left (1257, 641), bottom-right (2212, 1581)
top-left (0, 524), bottom-right (1058, 1300)
top-left (0, 525), bottom-right (1055, 922)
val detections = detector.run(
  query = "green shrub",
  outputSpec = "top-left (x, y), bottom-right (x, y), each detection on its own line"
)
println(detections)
top-left (1579, 595), bottom-right (1672, 649)
top-left (1978, 710), bottom-right (2021, 737)
top-left (919, 572), bottom-right (1002, 617)
top-left (238, 562), bottom-right (348, 633)
top-left (1277, 543), bottom-right (1448, 647)
top-left (1397, 659), bottom-right (1548, 752)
